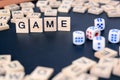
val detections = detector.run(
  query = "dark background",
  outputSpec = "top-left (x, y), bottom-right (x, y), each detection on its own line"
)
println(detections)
top-left (0, 1), bottom-right (120, 80)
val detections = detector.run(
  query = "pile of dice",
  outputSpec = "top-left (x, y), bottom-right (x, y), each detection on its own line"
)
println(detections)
top-left (73, 18), bottom-right (120, 51)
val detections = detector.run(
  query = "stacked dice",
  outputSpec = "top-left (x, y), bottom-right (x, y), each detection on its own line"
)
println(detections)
top-left (73, 31), bottom-right (85, 45)
top-left (92, 18), bottom-right (106, 51)
top-left (108, 29), bottom-right (120, 43)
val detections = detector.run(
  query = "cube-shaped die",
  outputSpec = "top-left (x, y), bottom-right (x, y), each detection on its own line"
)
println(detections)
top-left (86, 26), bottom-right (100, 40)
top-left (73, 31), bottom-right (85, 45)
top-left (93, 36), bottom-right (105, 51)
top-left (108, 29), bottom-right (120, 43)
top-left (94, 18), bottom-right (105, 31)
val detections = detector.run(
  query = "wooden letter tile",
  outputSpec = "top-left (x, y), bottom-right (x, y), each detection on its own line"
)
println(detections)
top-left (44, 9), bottom-right (58, 16)
top-left (4, 60), bottom-right (24, 72)
top-left (99, 0), bottom-right (111, 4)
top-left (113, 59), bottom-right (120, 76)
top-left (58, 17), bottom-right (71, 31)
top-left (0, 23), bottom-right (9, 31)
top-left (72, 57), bottom-right (97, 70)
top-left (44, 17), bottom-right (57, 32)
top-left (62, 64), bottom-right (87, 78)
top-left (22, 8), bottom-right (34, 16)
top-left (23, 75), bottom-right (35, 80)
top-left (101, 5), bottom-right (115, 13)
top-left (88, 7), bottom-right (103, 15)
top-left (30, 18), bottom-right (43, 33)
top-left (94, 47), bottom-right (118, 59)
top-left (0, 16), bottom-right (10, 23)
top-left (0, 64), bottom-right (6, 76)
top-left (20, 2), bottom-right (35, 8)
top-left (5, 72), bottom-right (25, 80)
top-left (11, 17), bottom-right (24, 23)
top-left (27, 12), bottom-right (41, 18)
top-left (36, 0), bottom-right (48, 7)
top-left (12, 11), bottom-right (24, 18)
top-left (15, 18), bottom-right (29, 33)
top-left (75, 73), bottom-right (98, 80)
top-left (71, 1), bottom-right (84, 7)
top-left (84, 2), bottom-right (99, 8)
top-left (90, 64), bottom-right (112, 79)
top-left (98, 58), bottom-right (118, 67)
top-left (39, 5), bottom-right (51, 13)
top-left (58, 4), bottom-right (71, 13)
top-left (73, 5), bottom-right (87, 13)
top-left (107, 1), bottom-right (119, 6)
top-left (4, 4), bottom-right (20, 11)
top-left (106, 9), bottom-right (120, 17)
top-left (49, 1), bottom-right (61, 8)
top-left (0, 55), bottom-right (11, 64)
top-left (30, 66), bottom-right (54, 80)
top-left (52, 72), bottom-right (73, 80)
top-left (89, 0), bottom-right (99, 3)
top-left (0, 9), bottom-right (10, 16)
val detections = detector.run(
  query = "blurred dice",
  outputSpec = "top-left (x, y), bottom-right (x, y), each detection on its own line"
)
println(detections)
top-left (108, 29), bottom-right (120, 43)
top-left (86, 26), bottom-right (101, 40)
top-left (93, 36), bottom-right (105, 51)
top-left (73, 31), bottom-right (85, 45)
top-left (94, 18), bottom-right (105, 31)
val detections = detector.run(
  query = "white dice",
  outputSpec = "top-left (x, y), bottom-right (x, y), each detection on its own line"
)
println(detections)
top-left (93, 36), bottom-right (105, 51)
top-left (73, 31), bottom-right (85, 45)
top-left (108, 29), bottom-right (120, 43)
top-left (94, 18), bottom-right (105, 31)
top-left (86, 26), bottom-right (100, 40)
